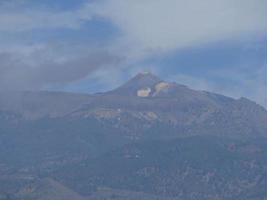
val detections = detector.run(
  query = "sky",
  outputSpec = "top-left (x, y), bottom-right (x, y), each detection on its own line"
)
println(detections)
top-left (0, 0), bottom-right (267, 106)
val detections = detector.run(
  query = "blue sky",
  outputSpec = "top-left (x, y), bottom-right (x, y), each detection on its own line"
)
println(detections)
top-left (0, 0), bottom-right (267, 106)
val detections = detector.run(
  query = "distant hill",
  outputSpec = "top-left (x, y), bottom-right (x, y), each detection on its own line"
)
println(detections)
top-left (0, 91), bottom-right (92, 120)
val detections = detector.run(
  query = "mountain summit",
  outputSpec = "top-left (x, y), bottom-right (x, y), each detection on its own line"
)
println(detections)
top-left (110, 72), bottom-right (163, 96)
top-left (128, 72), bottom-right (162, 86)
top-left (110, 72), bottom-right (205, 99)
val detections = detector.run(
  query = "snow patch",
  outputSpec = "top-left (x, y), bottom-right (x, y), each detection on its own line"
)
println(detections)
top-left (137, 87), bottom-right (151, 97)
top-left (154, 82), bottom-right (171, 95)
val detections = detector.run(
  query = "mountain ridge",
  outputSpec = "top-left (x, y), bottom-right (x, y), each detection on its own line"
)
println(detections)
top-left (0, 73), bottom-right (267, 138)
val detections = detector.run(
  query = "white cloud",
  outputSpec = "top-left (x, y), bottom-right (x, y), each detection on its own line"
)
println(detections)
top-left (89, 0), bottom-right (267, 54)
top-left (1, 0), bottom-right (266, 53)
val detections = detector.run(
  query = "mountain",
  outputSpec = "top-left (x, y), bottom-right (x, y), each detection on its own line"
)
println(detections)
top-left (1, 73), bottom-right (267, 166)
top-left (1, 72), bottom-right (266, 136)
top-left (1, 73), bottom-right (267, 199)
top-left (70, 72), bottom-right (267, 138)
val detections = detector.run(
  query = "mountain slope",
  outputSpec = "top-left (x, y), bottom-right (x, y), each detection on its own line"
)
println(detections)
top-left (15, 178), bottom-right (87, 200)
top-left (54, 136), bottom-right (267, 200)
